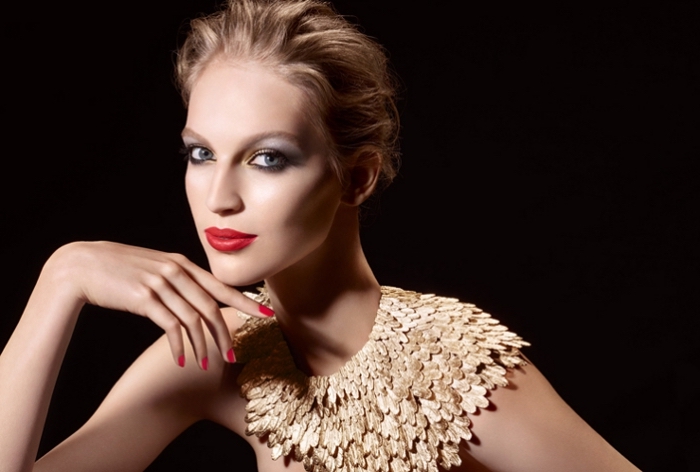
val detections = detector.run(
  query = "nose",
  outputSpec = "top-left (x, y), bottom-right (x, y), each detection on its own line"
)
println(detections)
top-left (206, 164), bottom-right (244, 215)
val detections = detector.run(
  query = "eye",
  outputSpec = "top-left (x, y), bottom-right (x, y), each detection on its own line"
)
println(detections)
top-left (248, 149), bottom-right (289, 171)
top-left (183, 145), bottom-right (215, 164)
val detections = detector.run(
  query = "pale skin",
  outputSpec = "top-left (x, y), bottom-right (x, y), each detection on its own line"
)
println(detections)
top-left (0, 60), bottom-right (641, 472)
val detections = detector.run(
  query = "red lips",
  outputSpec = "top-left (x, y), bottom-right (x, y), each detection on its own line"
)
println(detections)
top-left (204, 227), bottom-right (257, 252)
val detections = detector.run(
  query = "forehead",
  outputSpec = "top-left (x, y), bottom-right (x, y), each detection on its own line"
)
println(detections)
top-left (185, 60), bottom-right (320, 148)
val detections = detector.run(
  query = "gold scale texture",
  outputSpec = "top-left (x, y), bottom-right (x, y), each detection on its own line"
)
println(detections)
top-left (233, 286), bottom-right (529, 472)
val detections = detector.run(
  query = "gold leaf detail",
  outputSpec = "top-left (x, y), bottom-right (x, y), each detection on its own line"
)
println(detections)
top-left (235, 286), bottom-right (529, 471)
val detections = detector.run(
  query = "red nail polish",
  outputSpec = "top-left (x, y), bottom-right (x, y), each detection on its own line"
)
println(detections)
top-left (201, 357), bottom-right (209, 371)
top-left (178, 355), bottom-right (185, 368)
top-left (226, 348), bottom-right (236, 363)
top-left (259, 305), bottom-right (275, 317)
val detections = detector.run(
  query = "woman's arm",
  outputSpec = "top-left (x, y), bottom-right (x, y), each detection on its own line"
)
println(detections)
top-left (458, 363), bottom-right (641, 472)
top-left (0, 242), bottom-right (265, 472)
top-left (0, 246), bottom-right (84, 472)
top-left (33, 330), bottom-right (239, 472)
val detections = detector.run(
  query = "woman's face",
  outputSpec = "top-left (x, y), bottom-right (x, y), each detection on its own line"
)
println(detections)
top-left (184, 60), bottom-right (343, 286)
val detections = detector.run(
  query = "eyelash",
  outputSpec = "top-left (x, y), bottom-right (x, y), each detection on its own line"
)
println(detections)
top-left (248, 148), bottom-right (289, 172)
top-left (180, 145), bottom-right (290, 172)
top-left (180, 144), bottom-right (213, 165)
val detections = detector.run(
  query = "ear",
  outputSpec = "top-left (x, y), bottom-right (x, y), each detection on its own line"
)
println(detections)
top-left (341, 152), bottom-right (382, 206)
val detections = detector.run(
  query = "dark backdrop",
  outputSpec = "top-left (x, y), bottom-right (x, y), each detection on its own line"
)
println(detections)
top-left (2, 1), bottom-right (698, 470)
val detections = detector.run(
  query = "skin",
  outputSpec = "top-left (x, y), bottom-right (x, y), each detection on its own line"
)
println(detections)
top-left (0, 60), bottom-right (640, 472)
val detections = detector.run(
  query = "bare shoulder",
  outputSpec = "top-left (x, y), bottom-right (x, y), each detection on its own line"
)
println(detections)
top-left (174, 306), bottom-right (250, 434)
top-left (96, 307), bottom-right (247, 421)
top-left (36, 309), bottom-right (250, 471)
top-left (456, 362), bottom-right (641, 472)
top-left (203, 307), bottom-right (252, 435)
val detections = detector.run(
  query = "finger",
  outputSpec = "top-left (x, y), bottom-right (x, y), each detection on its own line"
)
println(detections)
top-left (176, 288), bottom-right (233, 363)
top-left (143, 272), bottom-right (210, 370)
top-left (200, 315), bottom-right (236, 363)
top-left (174, 256), bottom-right (275, 318)
top-left (152, 260), bottom-right (235, 362)
top-left (140, 296), bottom-right (186, 367)
top-left (222, 286), bottom-right (275, 318)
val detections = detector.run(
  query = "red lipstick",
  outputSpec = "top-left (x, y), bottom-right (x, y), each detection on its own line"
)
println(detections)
top-left (204, 227), bottom-right (257, 252)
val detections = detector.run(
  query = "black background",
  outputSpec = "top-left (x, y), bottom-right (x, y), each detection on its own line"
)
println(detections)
top-left (2, 1), bottom-right (698, 470)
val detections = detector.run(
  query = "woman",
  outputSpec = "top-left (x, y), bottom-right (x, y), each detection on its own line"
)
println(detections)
top-left (0, 0), bottom-right (651, 470)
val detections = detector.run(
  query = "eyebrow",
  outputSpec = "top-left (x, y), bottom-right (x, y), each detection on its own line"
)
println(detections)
top-left (180, 128), bottom-right (304, 149)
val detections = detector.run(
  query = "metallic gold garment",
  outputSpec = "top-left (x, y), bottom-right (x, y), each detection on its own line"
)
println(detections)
top-left (234, 287), bottom-right (529, 472)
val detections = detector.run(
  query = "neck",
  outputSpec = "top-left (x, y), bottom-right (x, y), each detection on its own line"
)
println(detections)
top-left (264, 206), bottom-right (381, 376)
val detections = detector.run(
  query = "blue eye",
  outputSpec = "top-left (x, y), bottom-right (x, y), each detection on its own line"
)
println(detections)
top-left (248, 149), bottom-right (288, 171)
top-left (184, 145), bottom-right (215, 164)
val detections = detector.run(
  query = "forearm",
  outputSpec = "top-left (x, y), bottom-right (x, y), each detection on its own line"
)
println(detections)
top-left (0, 240), bottom-right (257, 471)
top-left (0, 252), bottom-right (84, 472)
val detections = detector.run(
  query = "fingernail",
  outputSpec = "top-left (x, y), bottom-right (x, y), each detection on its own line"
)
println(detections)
top-left (178, 355), bottom-right (185, 368)
top-left (201, 357), bottom-right (209, 371)
top-left (226, 348), bottom-right (236, 363)
top-left (259, 305), bottom-right (275, 317)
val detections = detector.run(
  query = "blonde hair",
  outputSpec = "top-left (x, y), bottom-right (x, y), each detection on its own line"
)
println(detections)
top-left (176, 0), bottom-right (399, 187)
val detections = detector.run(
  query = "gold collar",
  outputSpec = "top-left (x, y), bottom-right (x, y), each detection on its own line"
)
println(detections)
top-left (233, 286), bottom-right (529, 472)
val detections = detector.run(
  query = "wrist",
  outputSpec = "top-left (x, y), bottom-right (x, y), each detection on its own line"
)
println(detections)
top-left (40, 242), bottom-right (90, 310)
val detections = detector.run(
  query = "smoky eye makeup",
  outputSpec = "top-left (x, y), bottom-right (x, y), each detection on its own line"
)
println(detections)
top-left (181, 144), bottom-right (215, 164)
top-left (246, 136), bottom-right (309, 171)
top-left (246, 148), bottom-right (290, 172)
top-left (179, 131), bottom-right (309, 170)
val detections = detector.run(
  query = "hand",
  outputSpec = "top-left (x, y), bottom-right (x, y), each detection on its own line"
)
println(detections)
top-left (48, 241), bottom-right (271, 369)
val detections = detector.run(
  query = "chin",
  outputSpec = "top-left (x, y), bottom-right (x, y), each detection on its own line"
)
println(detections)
top-left (210, 263), bottom-right (265, 288)
top-left (202, 245), bottom-right (266, 287)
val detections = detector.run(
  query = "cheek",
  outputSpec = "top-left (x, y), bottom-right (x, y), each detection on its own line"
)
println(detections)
top-left (279, 176), bottom-right (342, 240)
top-left (283, 188), bottom-right (339, 257)
top-left (184, 170), bottom-right (206, 221)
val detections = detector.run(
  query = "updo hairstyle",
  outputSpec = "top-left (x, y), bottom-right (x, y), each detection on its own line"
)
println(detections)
top-left (176, 0), bottom-right (400, 188)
